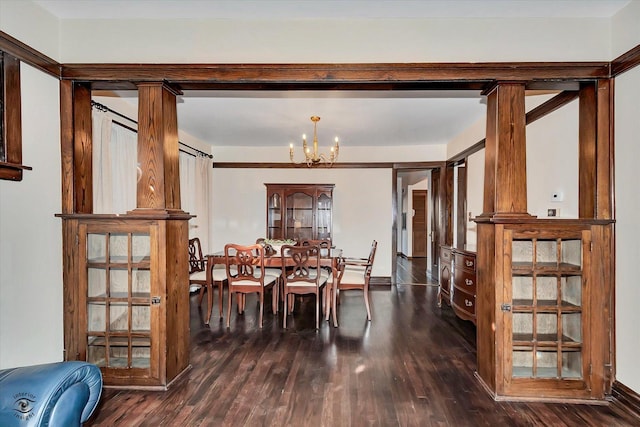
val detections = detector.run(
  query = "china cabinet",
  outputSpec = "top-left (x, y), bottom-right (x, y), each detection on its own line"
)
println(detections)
top-left (476, 219), bottom-right (613, 401)
top-left (62, 214), bottom-right (191, 389)
top-left (265, 183), bottom-right (334, 242)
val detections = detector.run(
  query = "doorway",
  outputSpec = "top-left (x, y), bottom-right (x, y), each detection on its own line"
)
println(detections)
top-left (412, 190), bottom-right (427, 257)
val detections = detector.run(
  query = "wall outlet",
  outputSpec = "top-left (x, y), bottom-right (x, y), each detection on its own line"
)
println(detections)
top-left (547, 208), bottom-right (559, 217)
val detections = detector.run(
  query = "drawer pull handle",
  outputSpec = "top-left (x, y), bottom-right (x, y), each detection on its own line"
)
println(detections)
top-left (465, 260), bottom-right (474, 267)
top-left (465, 278), bottom-right (473, 286)
top-left (465, 299), bottom-right (473, 307)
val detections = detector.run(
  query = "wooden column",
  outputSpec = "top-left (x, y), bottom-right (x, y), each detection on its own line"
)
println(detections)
top-left (134, 82), bottom-right (182, 213)
top-left (0, 52), bottom-right (23, 181)
top-left (479, 82), bottom-right (533, 220)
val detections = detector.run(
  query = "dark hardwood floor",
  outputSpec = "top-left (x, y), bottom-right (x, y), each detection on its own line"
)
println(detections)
top-left (85, 256), bottom-right (637, 426)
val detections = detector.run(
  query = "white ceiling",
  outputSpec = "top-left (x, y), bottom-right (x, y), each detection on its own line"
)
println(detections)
top-left (37, 0), bottom-right (631, 150)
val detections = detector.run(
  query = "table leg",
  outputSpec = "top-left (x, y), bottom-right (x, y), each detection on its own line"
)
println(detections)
top-left (332, 266), bottom-right (338, 327)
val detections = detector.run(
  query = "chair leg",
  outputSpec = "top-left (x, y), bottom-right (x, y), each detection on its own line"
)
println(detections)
top-left (283, 289), bottom-right (288, 328)
top-left (364, 288), bottom-right (371, 321)
top-left (226, 289), bottom-right (233, 328)
top-left (206, 283), bottom-right (213, 325)
top-left (217, 280), bottom-right (225, 319)
top-left (197, 286), bottom-right (205, 306)
top-left (272, 283), bottom-right (278, 314)
top-left (315, 292), bottom-right (320, 330)
top-left (259, 291), bottom-right (264, 328)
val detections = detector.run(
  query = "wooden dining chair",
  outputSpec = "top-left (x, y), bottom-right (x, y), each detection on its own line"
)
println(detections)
top-left (188, 237), bottom-right (227, 324)
top-left (336, 240), bottom-right (377, 321)
top-left (224, 243), bottom-right (279, 328)
top-left (281, 244), bottom-right (330, 329)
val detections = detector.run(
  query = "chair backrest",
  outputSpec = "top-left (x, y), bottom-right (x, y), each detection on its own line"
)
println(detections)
top-left (365, 240), bottom-right (378, 277)
top-left (300, 239), bottom-right (331, 249)
top-left (368, 240), bottom-right (378, 264)
top-left (224, 243), bottom-right (266, 285)
top-left (188, 237), bottom-right (205, 274)
top-left (281, 244), bottom-right (322, 287)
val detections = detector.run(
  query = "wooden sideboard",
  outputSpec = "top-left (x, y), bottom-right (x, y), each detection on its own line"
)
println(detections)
top-left (438, 245), bottom-right (477, 324)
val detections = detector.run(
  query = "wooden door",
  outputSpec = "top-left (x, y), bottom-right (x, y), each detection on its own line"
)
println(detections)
top-left (412, 190), bottom-right (427, 257)
top-left (430, 170), bottom-right (441, 277)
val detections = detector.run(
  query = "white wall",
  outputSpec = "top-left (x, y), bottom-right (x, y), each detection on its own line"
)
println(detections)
top-left (58, 18), bottom-right (612, 63)
top-left (615, 64), bottom-right (640, 396)
top-left (0, 64), bottom-right (62, 368)
top-left (526, 97), bottom-right (579, 219)
top-left (612, 0), bottom-right (640, 395)
top-left (466, 150), bottom-right (484, 252)
top-left (211, 168), bottom-right (392, 278)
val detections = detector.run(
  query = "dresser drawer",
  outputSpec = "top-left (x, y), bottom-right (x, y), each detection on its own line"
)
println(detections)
top-left (454, 268), bottom-right (476, 293)
top-left (452, 287), bottom-right (476, 317)
top-left (454, 252), bottom-right (476, 272)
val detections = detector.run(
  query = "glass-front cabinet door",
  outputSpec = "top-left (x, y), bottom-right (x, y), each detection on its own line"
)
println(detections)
top-left (503, 227), bottom-right (590, 396)
top-left (316, 192), bottom-right (332, 240)
top-left (267, 192), bottom-right (283, 240)
top-left (285, 189), bottom-right (314, 241)
top-left (80, 222), bottom-right (159, 381)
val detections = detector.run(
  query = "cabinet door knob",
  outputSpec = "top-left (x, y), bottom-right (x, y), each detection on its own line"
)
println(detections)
top-left (151, 296), bottom-right (161, 305)
top-left (465, 278), bottom-right (473, 286)
top-left (465, 260), bottom-right (474, 267)
top-left (465, 299), bottom-right (473, 307)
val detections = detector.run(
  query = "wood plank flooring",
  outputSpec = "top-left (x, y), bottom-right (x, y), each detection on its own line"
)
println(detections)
top-left (85, 257), bottom-right (638, 426)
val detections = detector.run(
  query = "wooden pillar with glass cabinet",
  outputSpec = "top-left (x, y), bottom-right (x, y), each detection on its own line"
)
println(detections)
top-left (58, 81), bottom-right (191, 389)
top-left (474, 81), bottom-right (614, 401)
top-left (265, 183), bottom-right (334, 242)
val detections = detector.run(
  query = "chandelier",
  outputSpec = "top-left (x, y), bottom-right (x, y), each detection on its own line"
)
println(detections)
top-left (289, 116), bottom-right (340, 167)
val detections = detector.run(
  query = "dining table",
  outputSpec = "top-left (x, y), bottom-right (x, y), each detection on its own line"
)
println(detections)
top-left (206, 246), bottom-right (343, 327)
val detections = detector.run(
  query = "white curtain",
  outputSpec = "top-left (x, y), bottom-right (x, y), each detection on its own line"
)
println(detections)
top-left (180, 152), bottom-right (212, 253)
top-left (92, 111), bottom-right (138, 214)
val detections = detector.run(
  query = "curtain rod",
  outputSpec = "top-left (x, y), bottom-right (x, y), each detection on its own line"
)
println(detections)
top-left (91, 100), bottom-right (213, 159)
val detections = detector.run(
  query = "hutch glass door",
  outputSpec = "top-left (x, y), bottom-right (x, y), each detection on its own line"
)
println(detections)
top-left (83, 224), bottom-right (156, 376)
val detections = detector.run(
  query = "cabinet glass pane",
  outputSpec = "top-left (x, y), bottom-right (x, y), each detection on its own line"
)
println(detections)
top-left (536, 275), bottom-right (558, 305)
top-left (132, 305), bottom-right (150, 331)
top-left (536, 239), bottom-right (557, 264)
top-left (562, 313), bottom-right (582, 343)
top-left (109, 233), bottom-right (129, 262)
top-left (87, 233), bottom-right (107, 262)
top-left (512, 312), bottom-right (533, 341)
top-left (561, 239), bottom-right (582, 266)
top-left (88, 267), bottom-right (106, 297)
top-left (87, 338), bottom-right (106, 367)
top-left (536, 350), bottom-right (558, 378)
top-left (561, 275), bottom-right (582, 307)
top-left (110, 269), bottom-right (129, 297)
top-left (131, 343), bottom-right (151, 369)
top-left (132, 269), bottom-right (151, 296)
top-left (132, 233), bottom-right (150, 262)
top-left (536, 313), bottom-right (558, 342)
top-left (512, 276), bottom-right (533, 304)
top-left (87, 303), bottom-right (106, 332)
top-left (317, 194), bottom-right (332, 239)
top-left (512, 350), bottom-right (533, 377)
top-left (286, 192), bottom-right (313, 241)
top-left (512, 240), bottom-right (533, 263)
top-left (109, 302), bottom-right (129, 332)
top-left (562, 351), bottom-right (582, 378)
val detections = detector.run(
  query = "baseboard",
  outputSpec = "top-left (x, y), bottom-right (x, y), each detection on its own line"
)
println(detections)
top-left (370, 276), bottom-right (391, 287)
top-left (611, 381), bottom-right (640, 421)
